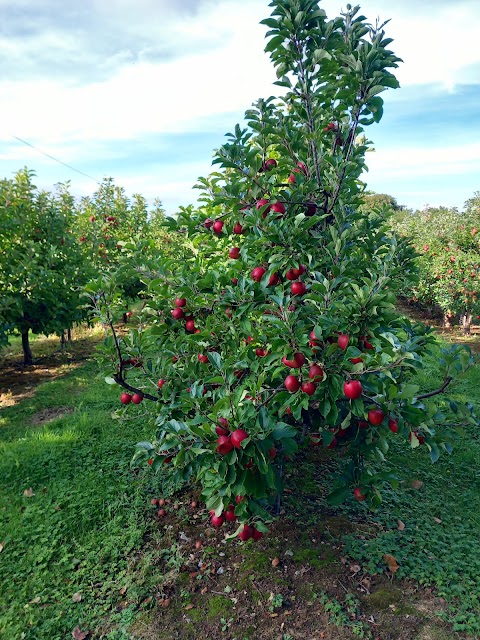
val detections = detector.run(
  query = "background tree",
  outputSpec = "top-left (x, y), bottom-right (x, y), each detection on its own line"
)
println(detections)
top-left (0, 169), bottom-right (88, 364)
top-left (90, 0), bottom-right (475, 537)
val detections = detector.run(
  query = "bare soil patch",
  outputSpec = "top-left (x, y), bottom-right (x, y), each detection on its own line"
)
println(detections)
top-left (30, 406), bottom-right (74, 426)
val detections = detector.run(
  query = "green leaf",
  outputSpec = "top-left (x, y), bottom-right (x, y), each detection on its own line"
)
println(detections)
top-left (105, 376), bottom-right (116, 385)
top-left (326, 486), bottom-right (351, 505)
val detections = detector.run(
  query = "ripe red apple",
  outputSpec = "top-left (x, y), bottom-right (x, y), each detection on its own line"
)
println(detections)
top-left (171, 308), bottom-right (184, 320)
top-left (225, 509), bottom-right (237, 522)
top-left (198, 353), bottom-right (209, 364)
top-left (185, 319), bottom-right (196, 332)
top-left (388, 418), bottom-right (398, 433)
top-left (287, 173), bottom-right (297, 184)
top-left (215, 425), bottom-right (229, 436)
top-left (131, 393), bottom-right (143, 405)
top-left (410, 431), bottom-right (425, 445)
top-left (256, 198), bottom-right (271, 214)
top-left (358, 420), bottom-right (369, 429)
top-left (151, 498), bottom-right (158, 506)
top-left (157, 379), bottom-right (166, 389)
top-left (327, 437), bottom-right (337, 449)
top-left (343, 380), bottom-right (363, 400)
top-left (309, 365), bottom-right (324, 381)
top-left (233, 222), bottom-right (244, 234)
top-left (350, 357), bottom-right (363, 364)
top-left (305, 202), bottom-right (317, 216)
top-left (269, 447), bottom-right (277, 459)
top-left (265, 158), bottom-right (277, 171)
top-left (309, 330), bottom-right (320, 348)
top-left (229, 247), bottom-right (241, 259)
top-left (147, 459), bottom-right (153, 466)
top-left (282, 352), bottom-right (305, 368)
top-left (120, 392), bottom-right (132, 405)
top-left (368, 409), bottom-right (385, 425)
top-left (157, 508), bottom-right (166, 517)
top-left (256, 348), bottom-right (267, 357)
top-left (216, 436), bottom-right (233, 455)
top-left (79, 236), bottom-right (86, 242)
top-left (271, 201), bottom-right (286, 215)
top-left (213, 220), bottom-right (224, 234)
top-left (268, 272), bottom-right (281, 286)
top-left (291, 281), bottom-right (306, 295)
top-left (238, 525), bottom-right (254, 541)
top-left (211, 514), bottom-right (225, 527)
top-left (284, 375), bottom-right (301, 393)
top-left (251, 266), bottom-right (266, 282)
top-left (337, 334), bottom-right (349, 350)
top-left (175, 297), bottom-right (186, 307)
top-left (231, 277), bottom-right (238, 285)
top-left (353, 487), bottom-right (366, 502)
top-left (361, 336), bottom-right (374, 350)
top-left (301, 381), bottom-right (316, 396)
top-left (252, 527), bottom-right (263, 541)
top-left (204, 218), bottom-right (213, 229)
top-left (230, 429), bottom-right (248, 449)
top-left (285, 268), bottom-right (299, 281)
top-left (235, 495), bottom-right (244, 504)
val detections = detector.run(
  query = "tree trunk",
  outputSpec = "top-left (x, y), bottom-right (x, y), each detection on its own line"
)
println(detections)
top-left (60, 331), bottom-right (66, 352)
top-left (443, 310), bottom-right (455, 329)
top-left (462, 311), bottom-right (472, 335)
top-left (123, 312), bottom-right (128, 324)
top-left (67, 327), bottom-right (72, 342)
top-left (21, 329), bottom-right (33, 366)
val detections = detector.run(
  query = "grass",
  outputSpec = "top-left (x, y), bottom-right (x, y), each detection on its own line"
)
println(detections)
top-left (1, 331), bottom-right (480, 639)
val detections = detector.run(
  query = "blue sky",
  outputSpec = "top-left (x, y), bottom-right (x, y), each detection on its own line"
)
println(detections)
top-left (0, 0), bottom-right (479, 213)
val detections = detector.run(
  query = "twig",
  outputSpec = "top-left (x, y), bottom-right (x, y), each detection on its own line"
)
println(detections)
top-left (417, 376), bottom-right (453, 400)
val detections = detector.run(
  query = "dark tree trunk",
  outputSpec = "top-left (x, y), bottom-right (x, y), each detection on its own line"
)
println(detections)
top-left (67, 327), bottom-right (72, 342)
top-left (123, 313), bottom-right (128, 324)
top-left (60, 331), bottom-right (66, 352)
top-left (462, 311), bottom-right (472, 335)
top-left (21, 329), bottom-right (33, 366)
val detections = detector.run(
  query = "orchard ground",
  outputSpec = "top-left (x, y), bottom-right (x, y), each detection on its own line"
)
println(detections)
top-left (1, 318), bottom-right (479, 640)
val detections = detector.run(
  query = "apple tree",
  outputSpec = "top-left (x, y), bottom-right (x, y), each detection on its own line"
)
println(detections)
top-left (0, 169), bottom-right (89, 364)
top-left (90, 0), bottom-right (476, 538)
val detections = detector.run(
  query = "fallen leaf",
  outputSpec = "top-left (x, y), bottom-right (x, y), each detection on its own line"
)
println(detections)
top-left (434, 517), bottom-right (442, 524)
top-left (72, 592), bottom-right (82, 603)
top-left (119, 585), bottom-right (128, 595)
top-left (411, 479), bottom-right (423, 490)
top-left (397, 519), bottom-right (405, 531)
top-left (72, 627), bottom-right (89, 640)
top-left (159, 598), bottom-right (171, 608)
top-left (269, 613), bottom-right (279, 618)
top-left (23, 488), bottom-right (35, 497)
top-left (141, 596), bottom-right (153, 606)
top-left (383, 554), bottom-right (399, 573)
top-left (271, 557), bottom-right (280, 567)
top-left (29, 597), bottom-right (41, 604)
top-left (185, 604), bottom-right (194, 610)
top-left (201, 587), bottom-right (208, 595)
top-left (350, 564), bottom-right (361, 574)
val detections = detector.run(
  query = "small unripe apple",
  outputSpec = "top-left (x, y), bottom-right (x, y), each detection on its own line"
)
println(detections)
top-left (213, 220), bottom-right (224, 234)
top-left (171, 308), bottom-right (184, 320)
top-left (216, 436), bottom-right (233, 455)
top-left (337, 334), bottom-right (349, 350)
top-left (353, 487), bottom-right (366, 502)
top-left (230, 429), bottom-right (248, 449)
top-left (284, 375), bottom-right (301, 393)
top-left (309, 365), bottom-right (324, 381)
top-left (251, 266), bottom-right (266, 282)
top-left (175, 297), bottom-right (187, 308)
top-left (302, 381), bottom-right (316, 396)
top-left (120, 392), bottom-right (132, 405)
top-left (291, 281), bottom-right (306, 295)
top-left (211, 514), bottom-right (224, 527)
top-left (265, 158), bottom-right (277, 171)
top-left (310, 433), bottom-right (322, 446)
top-left (388, 418), bottom-right (399, 433)
top-left (233, 222), bottom-right (244, 234)
top-left (131, 393), bottom-right (143, 405)
top-left (368, 409), bottom-right (385, 425)
top-left (343, 380), bottom-right (362, 400)
top-left (157, 379), bottom-right (166, 389)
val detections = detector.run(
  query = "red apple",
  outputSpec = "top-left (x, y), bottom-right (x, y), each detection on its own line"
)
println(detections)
top-left (269, 447), bottom-right (277, 459)
top-left (353, 487), bottom-right (366, 502)
top-left (265, 158), bottom-right (277, 170)
top-left (282, 352), bottom-right (305, 368)
top-left (213, 220), bottom-right (224, 234)
top-left (235, 495), bottom-right (244, 504)
top-left (343, 380), bottom-right (363, 400)
top-left (305, 202), bottom-right (317, 216)
top-left (120, 392), bottom-right (132, 405)
top-left (150, 498), bottom-right (158, 506)
top-left (251, 266), bottom-right (266, 282)
top-left (291, 281), bottom-right (306, 295)
top-left (256, 348), bottom-right (267, 357)
top-left (198, 353), bottom-right (209, 364)
top-left (171, 308), bottom-right (185, 320)
top-left (89, 215), bottom-right (95, 222)
top-left (157, 379), bottom-right (166, 389)
top-left (215, 425), bottom-right (230, 436)
top-left (285, 375), bottom-right (301, 392)
top-left (216, 436), bottom-right (233, 455)
top-left (287, 173), bottom-right (297, 184)
top-left (309, 365), bottom-right (324, 381)
top-left (211, 514), bottom-right (224, 527)
top-left (231, 277), bottom-right (238, 285)
top-left (225, 509), bottom-right (237, 522)
top-left (185, 319), bottom-right (196, 332)
top-left (131, 393), bottom-right (143, 405)
top-left (157, 508), bottom-right (166, 517)
top-left (230, 429), bottom-right (248, 449)
top-left (271, 201), bottom-right (285, 215)
top-left (388, 418), bottom-right (398, 433)
top-left (349, 357), bottom-right (363, 364)
top-left (233, 222), bottom-right (244, 234)
top-left (301, 381), bottom-right (316, 396)
top-left (285, 268), bottom-right (299, 281)
top-left (204, 218), bottom-right (213, 229)
top-left (268, 272), bottom-right (281, 286)
top-left (175, 298), bottom-right (187, 307)
top-left (368, 409), bottom-right (385, 425)
top-left (238, 525), bottom-right (254, 541)
top-left (309, 330), bottom-right (320, 347)
top-left (256, 198), bottom-right (271, 214)
top-left (229, 247), bottom-right (241, 259)
top-left (252, 527), bottom-right (263, 541)
top-left (337, 334), bottom-right (349, 350)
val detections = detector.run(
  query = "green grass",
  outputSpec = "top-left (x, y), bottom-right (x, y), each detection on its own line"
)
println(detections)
top-left (0, 360), bottom-right (174, 640)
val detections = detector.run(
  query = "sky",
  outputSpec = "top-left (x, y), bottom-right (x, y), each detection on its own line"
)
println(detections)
top-left (0, 0), bottom-right (479, 213)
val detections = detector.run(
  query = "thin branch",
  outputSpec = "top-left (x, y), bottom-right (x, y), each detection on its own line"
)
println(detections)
top-left (113, 374), bottom-right (159, 402)
top-left (417, 376), bottom-right (453, 400)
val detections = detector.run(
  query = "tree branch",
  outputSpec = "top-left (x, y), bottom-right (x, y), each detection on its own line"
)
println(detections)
top-left (113, 374), bottom-right (159, 401)
top-left (416, 376), bottom-right (453, 400)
